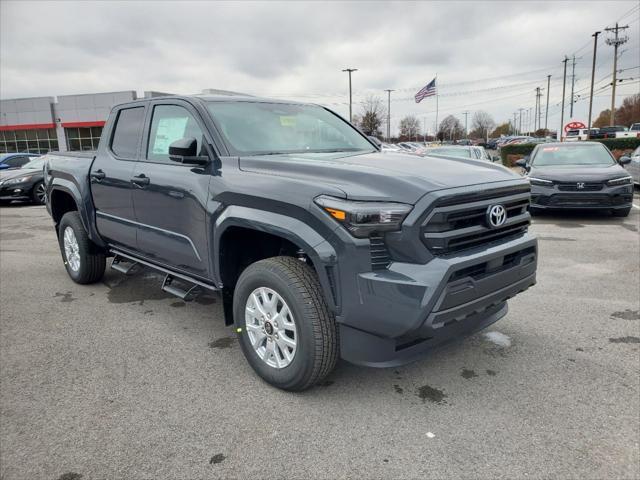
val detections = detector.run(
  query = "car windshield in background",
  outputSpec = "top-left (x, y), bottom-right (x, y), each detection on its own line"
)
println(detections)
top-left (533, 145), bottom-right (615, 167)
top-left (22, 158), bottom-right (46, 169)
top-left (428, 147), bottom-right (472, 158)
top-left (206, 101), bottom-right (375, 155)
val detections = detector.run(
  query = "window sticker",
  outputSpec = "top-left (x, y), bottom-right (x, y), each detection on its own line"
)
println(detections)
top-left (279, 116), bottom-right (296, 127)
top-left (152, 117), bottom-right (188, 154)
top-left (542, 147), bottom-right (559, 152)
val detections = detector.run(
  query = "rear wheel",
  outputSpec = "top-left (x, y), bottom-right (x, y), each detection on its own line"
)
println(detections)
top-left (31, 181), bottom-right (46, 205)
top-left (58, 211), bottom-right (106, 284)
top-left (234, 256), bottom-right (338, 391)
top-left (612, 207), bottom-right (631, 218)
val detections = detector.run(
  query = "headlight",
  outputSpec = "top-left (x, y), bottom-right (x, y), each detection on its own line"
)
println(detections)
top-left (5, 175), bottom-right (33, 185)
top-left (314, 195), bottom-right (413, 238)
top-left (528, 177), bottom-right (554, 187)
top-left (607, 176), bottom-right (632, 186)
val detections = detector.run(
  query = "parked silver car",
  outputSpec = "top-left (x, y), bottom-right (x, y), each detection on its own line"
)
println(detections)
top-left (622, 146), bottom-right (640, 186)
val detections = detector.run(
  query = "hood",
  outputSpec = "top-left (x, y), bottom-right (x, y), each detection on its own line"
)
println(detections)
top-left (0, 167), bottom-right (42, 181)
top-left (530, 163), bottom-right (629, 182)
top-left (239, 151), bottom-right (520, 204)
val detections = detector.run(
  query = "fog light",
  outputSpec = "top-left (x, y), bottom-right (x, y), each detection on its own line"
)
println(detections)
top-left (13, 189), bottom-right (23, 193)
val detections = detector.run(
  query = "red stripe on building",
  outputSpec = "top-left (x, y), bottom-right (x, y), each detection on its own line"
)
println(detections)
top-left (0, 123), bottom-right (56, 131)
top-left (61, 121), bottom-right (106, 128)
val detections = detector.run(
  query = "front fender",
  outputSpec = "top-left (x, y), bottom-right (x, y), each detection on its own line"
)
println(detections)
top-left (213, 206), bottom-right (340, 312)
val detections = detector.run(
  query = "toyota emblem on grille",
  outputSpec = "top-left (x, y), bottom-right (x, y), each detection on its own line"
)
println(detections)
top-left (487, 204), bottom-right (507, 228)
top-left (576, 182), bottom-right (585, 189)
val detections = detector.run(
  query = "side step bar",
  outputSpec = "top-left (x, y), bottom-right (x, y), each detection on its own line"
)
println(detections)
top-left (162, 274), bottom-right (200, 301)
top-left (111, 255), bottom-right (138, 275)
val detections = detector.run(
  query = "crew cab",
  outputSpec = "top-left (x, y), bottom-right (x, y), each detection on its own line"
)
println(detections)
top-left (44, 94), bottom-right (538, 390)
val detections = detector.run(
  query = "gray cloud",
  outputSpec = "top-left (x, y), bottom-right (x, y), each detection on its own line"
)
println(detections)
top-left (1, 0), bottom-right (638, 134)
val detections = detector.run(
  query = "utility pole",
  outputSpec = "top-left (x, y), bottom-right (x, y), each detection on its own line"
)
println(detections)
top-left (513, 113), bottom-right (517, 135)
top-left (518, 108), bottom-right (524, 135)
top-left (545, 75), bottom-right (551, 132)
top-left (560, 56), bottom-right (568, 141)
top-left (569, 55), bottom-right (577, 117)
top-left (587, 31), bottom-right (601, 140)
top-left (462, 111), bottom-right (470, 138)
top-left (384, 89), bottom-right (394, 142)
top-left (342, 68), bottom-right (358, 123)
top-left (537, 87), bottom-right (543, 133)
top-left (534, 87), bottom-right (543, 133)
top-left (604, 23), bottom-right (629, 125)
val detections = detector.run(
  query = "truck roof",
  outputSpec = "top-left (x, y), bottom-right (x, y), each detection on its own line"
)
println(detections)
top-left (112, 93), bottom-right (308, 109)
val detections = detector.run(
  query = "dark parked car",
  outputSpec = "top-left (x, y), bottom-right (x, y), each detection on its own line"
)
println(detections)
top-left (44, 94), bottom-right (537, 390)
top-left (517, 142), bottom-right (633, 216)
top-left (0, 155), bottom-right (48, 205)
top-left (589, 126), bottom-right (627, 139)
top-left (0, 152), bottom-right (40, 170)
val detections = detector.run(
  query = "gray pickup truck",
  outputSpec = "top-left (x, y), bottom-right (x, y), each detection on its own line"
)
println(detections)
top-left (44, 94), bottom-right (537, 390)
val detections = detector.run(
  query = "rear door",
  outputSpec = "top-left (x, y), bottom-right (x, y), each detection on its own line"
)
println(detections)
top-left (90, 105), bottom-right (146, 250)
top-left (130, 100), bottom-right (212, 279)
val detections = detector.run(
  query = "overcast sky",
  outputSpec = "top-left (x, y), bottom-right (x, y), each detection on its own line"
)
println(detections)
top-left (1, 0), bottom-right (639, 135)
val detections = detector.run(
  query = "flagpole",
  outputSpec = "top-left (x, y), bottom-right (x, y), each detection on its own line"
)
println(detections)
top-left (435, 74), bottom-right (439, 141)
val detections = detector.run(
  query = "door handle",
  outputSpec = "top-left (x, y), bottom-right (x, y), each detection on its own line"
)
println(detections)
top-left (131, 174), bottom-right (150, 187)
top-left (90, 170), bottom-right (106, 181)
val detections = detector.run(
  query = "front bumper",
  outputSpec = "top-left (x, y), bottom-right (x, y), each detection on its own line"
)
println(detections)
top-left (338, 233), bottom-right (537, 367)
top-left (530, 183), bottom-right (633, 210)
top-left (0, 183), bottom-right (31, 201)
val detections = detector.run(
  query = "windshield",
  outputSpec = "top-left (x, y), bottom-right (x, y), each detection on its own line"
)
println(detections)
top-left (427, 147), bottom-right (472, 158)
top-left (206, 101), bottom-right (375, 155)
top-left (532, 145), bottom-right (615, 167)
top-left (22, 158), bottom-right (46, 169)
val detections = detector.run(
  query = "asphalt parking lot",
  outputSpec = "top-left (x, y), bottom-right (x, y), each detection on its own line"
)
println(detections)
top-left (1, 198), bottom-right (639, 480)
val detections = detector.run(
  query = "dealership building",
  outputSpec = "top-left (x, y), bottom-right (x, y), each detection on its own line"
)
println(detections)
top-left (0, 90), bottom-right (172, 154)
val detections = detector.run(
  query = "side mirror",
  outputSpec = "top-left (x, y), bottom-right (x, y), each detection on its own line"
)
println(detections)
top-left (618, 155), bottom-right (631, 165)
top-left (515, 158), bottom-right (528, 168)
top-left (169, 137), bottom-right (209, 165)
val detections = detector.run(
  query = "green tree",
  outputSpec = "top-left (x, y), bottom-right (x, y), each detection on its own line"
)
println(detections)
top-left (491, 122), bottom-right (511, 137)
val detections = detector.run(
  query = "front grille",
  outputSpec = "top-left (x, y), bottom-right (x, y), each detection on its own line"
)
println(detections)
top-left (557, 182), bottom-right (603, 191)
top-left (370, 235), bottom-right (391, 270)
top-left (548, 194), bottom-right (612, 206)
top-left (422, 186), bottom-right (531, 255)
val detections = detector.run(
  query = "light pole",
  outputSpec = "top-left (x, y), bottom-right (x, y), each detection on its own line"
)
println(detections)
top-left (342, 68), bottom-right (358, 123)
top-left (545, 75), bottom-right (551, 133)
top-left (462, 111), bottom-right (470, 138)
top-left (384, 89), bottom-right (394, 142)
top-left (560, 56), bottom-right (568, 141)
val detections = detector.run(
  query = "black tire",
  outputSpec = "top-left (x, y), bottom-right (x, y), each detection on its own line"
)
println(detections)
top-left (233, 256), bottom-right (338, 391)
top-left (612, 207), bottom-right (631, 218)
top-left (58, 211), bottom-right (106, 284)
top-left (31, 181), bottom-right (46, 205)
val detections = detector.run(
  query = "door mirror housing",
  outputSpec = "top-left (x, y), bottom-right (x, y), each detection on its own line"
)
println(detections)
top-left (618, 155), bottom-right (631, 165)
top-left (168, 137), bottom-right (209, 165)
top-left (515, 158), bottom-right (528, 168)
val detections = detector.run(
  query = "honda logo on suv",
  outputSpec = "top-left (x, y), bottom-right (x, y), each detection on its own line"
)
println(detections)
top-left (576, 182), bottom-right (585, 189)
top-left (487, 204), bottom-right (507, 228)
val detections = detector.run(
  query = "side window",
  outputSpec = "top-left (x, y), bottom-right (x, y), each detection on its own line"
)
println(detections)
top-left (147, 105), bottom-right (204, 163)
top-left (111, 107), bottom-right (145, 159)
top-left (5, 156), bottom-right (29, 168)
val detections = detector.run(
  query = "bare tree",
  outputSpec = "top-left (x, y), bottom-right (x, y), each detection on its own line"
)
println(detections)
top-left (437, 115), bottom-right (465, 141)
top-left (399, 116), bottom-right (421, 140)
top-left (358, 95), bottom-right (386, 136)
top-left (470, 111), bottom-right (496, 140)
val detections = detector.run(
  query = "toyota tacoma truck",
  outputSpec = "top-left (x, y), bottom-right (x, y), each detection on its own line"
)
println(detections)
top-left (44, 94), bottom-right (537, 391)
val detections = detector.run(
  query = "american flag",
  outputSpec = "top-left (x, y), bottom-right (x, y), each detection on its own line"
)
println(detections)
top-left (415, 78), bottom-right (437, 103)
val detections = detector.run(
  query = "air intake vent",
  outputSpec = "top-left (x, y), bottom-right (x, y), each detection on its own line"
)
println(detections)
top-left (370, 235), bottom-right (391, 270)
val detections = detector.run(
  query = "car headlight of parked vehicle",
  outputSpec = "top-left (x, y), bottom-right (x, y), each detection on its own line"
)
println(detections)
top-left (4, 175), bottom-right (34, 185)
top-left (606, 176), bottom-right (633, 186)
top-left (528, 177), bottom-right (554, 187)
top-left (314, 195), bottom-right (413, 238)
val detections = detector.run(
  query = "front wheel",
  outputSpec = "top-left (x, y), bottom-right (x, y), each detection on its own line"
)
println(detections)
top-left (234, 256), bottom-right (338, 391)
top-left (58, 211), bottom-right (106, 284)
top-left (31, 181), bottom-right (46, 205)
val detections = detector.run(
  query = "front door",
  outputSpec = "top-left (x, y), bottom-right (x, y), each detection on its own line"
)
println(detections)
top-left (90, 105), bottom-right (145, 250)
top-left (131, 102), bottom-right (212, 279)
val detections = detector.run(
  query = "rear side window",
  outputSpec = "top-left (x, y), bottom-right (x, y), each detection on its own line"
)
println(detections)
top-left (111, 107), bottom-right (145, 158)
